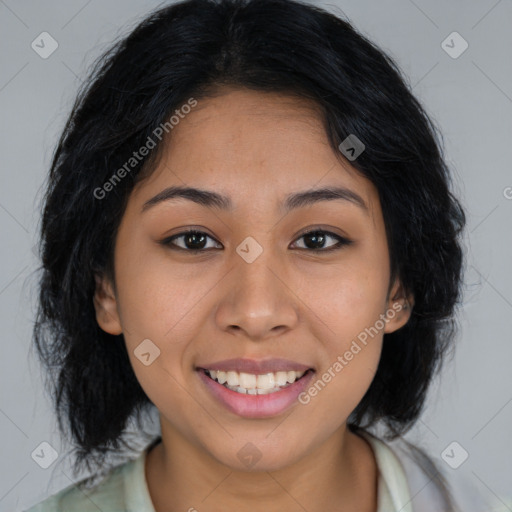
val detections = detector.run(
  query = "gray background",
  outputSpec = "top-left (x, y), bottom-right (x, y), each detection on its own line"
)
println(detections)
top-left (0, 0), bottom-right (511, 510)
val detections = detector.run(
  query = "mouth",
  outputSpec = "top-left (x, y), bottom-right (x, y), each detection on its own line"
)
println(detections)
top-left (200, 368), bottom-right (313, 395)
top-left (195, 360), bottom-right (315, 418)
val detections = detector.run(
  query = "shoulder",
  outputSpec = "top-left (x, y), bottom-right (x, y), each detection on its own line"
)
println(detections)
top-left (23, 456), bottom-right (140, 512)
top-left (363, 431), bottom-right (512, 512)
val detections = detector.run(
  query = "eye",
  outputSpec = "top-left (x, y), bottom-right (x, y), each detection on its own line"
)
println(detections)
top-left (160, 230), bottom-right (222, 252)
top-left (291, 229), bottom-right (353, 252)
top-left (160, 228), bottom-right (353, 254)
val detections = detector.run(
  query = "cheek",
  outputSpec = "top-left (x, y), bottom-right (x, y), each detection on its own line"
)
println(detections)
top-left (113, 250), bottom-right (206, 412)
top-left (112, 248), bottom-right (233, 410)
top-left (292, 250), bottom-right (388, 401)
top-left (297, 278), bottom-right (385, 428)
top-left (114, 245), bottom-right (218, 343)
top-left (295, 258), bottom-right (389, 346)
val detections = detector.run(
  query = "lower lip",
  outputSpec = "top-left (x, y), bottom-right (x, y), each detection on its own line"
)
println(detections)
top-left (197, 369), bottom-right (315, 419)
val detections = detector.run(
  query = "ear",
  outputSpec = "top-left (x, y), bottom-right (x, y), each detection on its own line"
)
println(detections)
top-left (93, 272), bottom-right (123, 335)
top-left (383, 277), bottom-right (414, 334)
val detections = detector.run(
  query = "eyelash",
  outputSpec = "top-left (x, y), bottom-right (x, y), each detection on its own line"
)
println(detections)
top-left (159, 228), bottom-right (353, 254)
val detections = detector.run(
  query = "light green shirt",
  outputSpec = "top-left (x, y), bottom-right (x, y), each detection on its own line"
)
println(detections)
top-left (23, 432), bottom-right (509, 512)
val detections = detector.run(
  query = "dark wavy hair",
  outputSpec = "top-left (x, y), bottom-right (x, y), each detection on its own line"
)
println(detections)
top-left (33, 0), bottom-right (466, 484)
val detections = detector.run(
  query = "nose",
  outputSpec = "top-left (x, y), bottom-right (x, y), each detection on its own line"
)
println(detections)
top-left (214, 247), bottom-right (300, 341)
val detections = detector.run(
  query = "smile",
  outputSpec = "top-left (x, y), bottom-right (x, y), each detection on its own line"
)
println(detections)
top-left (204, 369), bottom-right (308, 395)
top-left (196, 363), bottom-right (315, 418)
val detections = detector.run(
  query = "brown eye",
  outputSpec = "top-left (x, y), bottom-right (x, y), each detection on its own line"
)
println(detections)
top-left (291, 230), bottom-right (352, 252)
top-left (161, 230), bottom-right (222, 252)
top-left (160, 228), bottom-right (352, 254)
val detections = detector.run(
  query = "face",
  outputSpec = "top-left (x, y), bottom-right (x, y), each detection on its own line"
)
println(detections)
top-left (94, 87), bottom-right (412, 472)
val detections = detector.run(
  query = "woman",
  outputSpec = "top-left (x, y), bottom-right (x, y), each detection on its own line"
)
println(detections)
top-left (25, 0), bottom-right (509, 510)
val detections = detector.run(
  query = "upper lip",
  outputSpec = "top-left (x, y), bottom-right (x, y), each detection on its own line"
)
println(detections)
top-left (197, 358), bottom-right (313, 374)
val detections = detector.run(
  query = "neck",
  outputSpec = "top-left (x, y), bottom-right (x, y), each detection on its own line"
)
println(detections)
top-left (145, 420), bottom-right (378, 512)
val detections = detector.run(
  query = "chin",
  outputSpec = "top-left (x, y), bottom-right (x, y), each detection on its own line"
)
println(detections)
top-left (204, 436), bottom-right (307, 473)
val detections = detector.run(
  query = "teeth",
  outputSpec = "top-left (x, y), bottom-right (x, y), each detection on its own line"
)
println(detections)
top-left (205, 369), bottom-right (307, 394)
top-left (257, 373), bottom-right (275, 390)
top-left (239, 372), bottom-right (257, 388)
top-left (226, 371), bottom-right (238, 387)
top-left (275, 371), bottom-right (288, 386)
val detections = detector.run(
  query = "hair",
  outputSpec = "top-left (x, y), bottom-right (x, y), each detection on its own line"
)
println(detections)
top-left (33, 0), bottom-right (466, 496)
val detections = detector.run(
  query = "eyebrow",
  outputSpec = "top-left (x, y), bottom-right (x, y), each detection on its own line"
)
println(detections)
top-left (141, 185), bottom-right (368, 214)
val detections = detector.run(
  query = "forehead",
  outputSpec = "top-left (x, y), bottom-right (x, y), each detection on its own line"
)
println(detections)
top-left (131, 87), bottom-right (379, 218)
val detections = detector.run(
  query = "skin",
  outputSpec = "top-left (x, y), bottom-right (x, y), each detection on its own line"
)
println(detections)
top-left (94, 87), bottom-right (413, 512)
